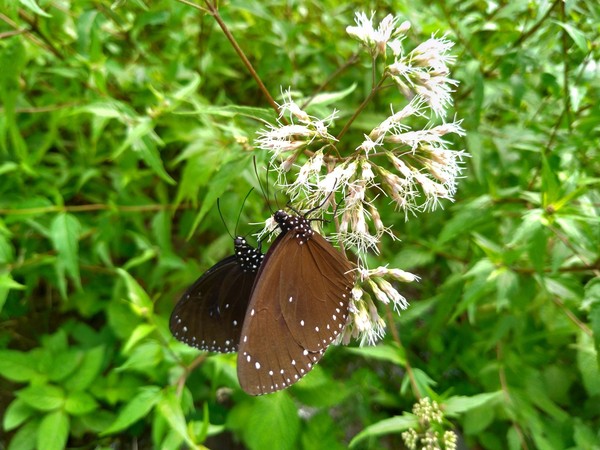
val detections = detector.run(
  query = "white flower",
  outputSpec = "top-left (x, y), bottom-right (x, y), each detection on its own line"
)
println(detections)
top-left (254, 215), bottom-right (279, 243)
top-left (360, 266), bottom-right (419, 283)
top-left (339, 287), bottom-right (389, 346)
top-left (374, 278), bottom-right (409, 312)
top-left (386, 35), bottom-right (458, 116)
top-left (256, 96), bottom-right (338, 161)
top-left (410, 36), bottom-right (456, 72)
top-left (312, 160), bottom-right (358, 204)
top-left (358, 133), bottom-right (384, 156)
top-left (278, 88), bottom-right (310, 122)
top-left (337, 201), bottom-right (380, 257)
top-left (285, 150), bottom-right (324, 200)
top-left (347, 12), bottom-right (402, 57)
top-left (370, 101), bottom-right (423, 141)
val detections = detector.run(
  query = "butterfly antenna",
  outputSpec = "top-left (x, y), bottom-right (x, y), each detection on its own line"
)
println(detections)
top-left (217, 198), bottom-right (234, 240)
top-left (253, 155), bottom-right (275, 215)
top-left (234, 188), bottom-right (255, 238)
top-left (305, 179), bottom-right (337, 218)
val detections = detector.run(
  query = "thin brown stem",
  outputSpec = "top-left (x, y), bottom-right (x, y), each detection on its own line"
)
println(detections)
top-left (551, 295), bottom-right (593, 337)
top-left (384, 305), bottom-right (420, 398)
top-left (0, 203), bottom-right (189, 216)
top-left (176, 354), bottom-right (207, 397)
top-left (0, 102), bottom-right (82, 114)
top-left (201, 0), bottom-right (280, 116)
top-left (337, 76), bottom-right (386, 141)
top-left (17, 9), bottom-right (63, 59)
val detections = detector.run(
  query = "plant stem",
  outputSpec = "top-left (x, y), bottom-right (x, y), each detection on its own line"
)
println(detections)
top-left (337, 75), bottom-right (386, 141)
top-left (203, 0), bottom-right (281, 116)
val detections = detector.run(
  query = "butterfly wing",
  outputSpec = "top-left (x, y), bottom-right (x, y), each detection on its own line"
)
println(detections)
top-left (237, 229), bottom-right (354, 395)
top-left (170, 256), bottom-right (257, 353)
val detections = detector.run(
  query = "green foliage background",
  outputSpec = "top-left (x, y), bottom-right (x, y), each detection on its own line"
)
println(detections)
top-left (1, 1), bottom-right (599, 449)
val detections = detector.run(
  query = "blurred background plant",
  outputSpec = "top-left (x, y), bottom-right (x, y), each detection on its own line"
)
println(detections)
top-left (0, 1), bottom-right (599, 450)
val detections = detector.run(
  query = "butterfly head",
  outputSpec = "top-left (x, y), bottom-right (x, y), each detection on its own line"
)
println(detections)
top-left (273, 210), bottom-right (314, 244)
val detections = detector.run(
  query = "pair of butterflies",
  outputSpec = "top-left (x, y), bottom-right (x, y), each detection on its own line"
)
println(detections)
top-left (169, 210), bottom-right (355, 395)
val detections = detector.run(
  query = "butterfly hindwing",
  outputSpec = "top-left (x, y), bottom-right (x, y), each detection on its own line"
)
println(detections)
top-left (170, 238), bottom-right (263, 353)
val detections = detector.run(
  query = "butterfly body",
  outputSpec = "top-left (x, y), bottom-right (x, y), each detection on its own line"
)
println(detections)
top-left (170, 237), bottom-right (263, 353)
top-left (237, 211), bottom-right (355, 395)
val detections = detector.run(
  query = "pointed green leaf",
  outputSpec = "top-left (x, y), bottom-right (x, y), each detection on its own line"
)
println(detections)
top-left (0, 350), bottom-right (38, 382)
top-left (3, 398), bottom-right (35, 431)
top-left (102, 386), bottom-right (161, 435)
top-left (554, 21), bottom-right (588, 53)
top-left (133, 136), bottom-right (175, 185)
top-left (65, 391), bottom-right (99, 416)
top-left (117, 268), bottom-right (153, 314)
top-left (19, 0), bottom-right (51, 17)
top-left (157, 388), bottom-right (198, 448)
top-left (188, 155), bottom-right (252, 239)
top-left (123, 323), bottom-right (156, 354)
top-left (229, 393), bottom-right (300, 450)
top-left (444, 391), bottom-right (503, 416)
top-left (17, 384), bottom-right (65, 411)
top-left (349, 415), bottom-right (417, 448)
top-left (37, 410), bottom-right (69, 450)
top-left (344, 344), bottom-right (405, 366)
top-left (7, 419), bottom-right (39, 450)
top-left (50, 213), bottom-right (81, 289)
top-left (64, 346), bottom-right (105, 391)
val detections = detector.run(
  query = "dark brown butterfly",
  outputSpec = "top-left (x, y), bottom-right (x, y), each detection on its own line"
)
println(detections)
top-left (170, 237), bottom-right (264, 353)
top-left (237, 210), bottom-right (355, 395)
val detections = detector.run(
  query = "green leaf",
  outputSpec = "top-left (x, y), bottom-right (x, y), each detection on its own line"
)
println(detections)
top-left (123, 323), bottom-right (156, 354)
top-left (188, 154), bottom-right (253, 239)
top-left (401, 368), bottom-right (436, 398)
top-left (0, 350), bottom-right (38, 382)
top-left (133, 136), bottom-right (175, 185)
top-left (541, 154), bottom-right (560, 208)
top-left (553, 21), bottom-right (588, 53)
top-left (63, 346), bottom-right (105, 391)
top-left (229, 393), bottom-right (300, 450)
top-left (50, 213), bottom-right (81, 290)
top-left (17, 385), bottom-right (65, 412)
top-left (308, 83), bottom-right (357, 106)
top-left (0, 272), bottom-right (25, 313)
top-left (46, 349), bottom-right (81, 382)
top-left (65, 391), bottom-right (99, 416)
top-left (157, 388), bottom-right (198, 449)
top-left (444, 391), bottom-right (503, 416)
top-left (0, 272), bottom-right (24, 289)
top-left (117, 340), bottom-right (162, 373)
top-left (3, 398), bottom-right (35, 431)
top-left (290, 366), bottom-right (351, 408)
top-left (577, 331), bottom-right (600, 396)
top-left (178, 104), bottom-right (273, 123)
top-left (102, 386), bottom-right (161, 435)
top-left (349, 415), bottom-right (418, 448)
top-left (117, 268), bottom-right (154, 314)
top-left (344, 343), bottom-right (405, 366)
top-left (37, 410), bottom-right (69, 450)
top-left (7, 418), bottom-right (39, 450)
top-left (19, 0), bottom-right (51, 17)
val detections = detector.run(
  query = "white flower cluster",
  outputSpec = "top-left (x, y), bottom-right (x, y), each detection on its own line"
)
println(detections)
top-left (255, 11), bottom-right (466, 346)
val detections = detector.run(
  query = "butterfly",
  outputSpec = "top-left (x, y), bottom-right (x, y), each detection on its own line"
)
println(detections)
top-left (237, 210), bottom-right (355, 395)
top-left (170, 236), bottom-right (264, 353)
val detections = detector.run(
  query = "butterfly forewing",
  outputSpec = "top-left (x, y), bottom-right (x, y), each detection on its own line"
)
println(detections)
top-left (170, 238), bottom-right (263, 353)
top-left (237, 212), bottom-right (355, 395)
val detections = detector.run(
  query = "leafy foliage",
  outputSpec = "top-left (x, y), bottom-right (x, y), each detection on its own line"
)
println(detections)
top-left (1, 0), bottom-right (599, 449)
